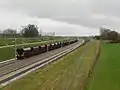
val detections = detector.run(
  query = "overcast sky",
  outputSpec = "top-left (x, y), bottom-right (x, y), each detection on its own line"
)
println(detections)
top-left (0, 0), bottom-right (120, 36)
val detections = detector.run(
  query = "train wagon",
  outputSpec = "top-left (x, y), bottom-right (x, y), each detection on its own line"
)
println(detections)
top-left (16, 39), bottom-right (78, 60)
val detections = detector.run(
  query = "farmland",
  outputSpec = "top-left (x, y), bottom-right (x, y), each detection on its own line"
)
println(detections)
top-left (0, 37), bottom-right (63, 46)
top-left (86, 42), bottom-right (120, 90)
top-left (1, 40), bottom-right (100, 90)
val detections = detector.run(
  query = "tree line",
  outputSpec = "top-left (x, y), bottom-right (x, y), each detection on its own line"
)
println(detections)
top-left (0, 24), bottom-right (55, 38)
top-left (94, 28), bottom-right (120, 43)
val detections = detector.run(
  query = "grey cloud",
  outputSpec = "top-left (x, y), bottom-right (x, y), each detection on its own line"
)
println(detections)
top-left (1, 0), bottom-right (89, 17)
top-left (0, 0), bottom-right (120, 30)
top-left (1, 0), bottom-right (88, 18)
top-left (0, 0), bottom-right (93, 27)
top-left (91, 0), bottom-right (120, 17)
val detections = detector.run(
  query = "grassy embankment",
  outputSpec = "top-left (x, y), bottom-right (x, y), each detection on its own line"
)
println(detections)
top-left (86, 41), bottom-right (120, 90)
top-left (1, 40), bottom-right (99, 90)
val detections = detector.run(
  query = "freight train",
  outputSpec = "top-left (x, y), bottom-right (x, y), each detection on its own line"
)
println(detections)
top-left (16, 39), bottom-right (78, 60)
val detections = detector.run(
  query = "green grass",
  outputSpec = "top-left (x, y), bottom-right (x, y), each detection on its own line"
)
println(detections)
top-left (1, 40), bottom-right (99, 90)
top-left (68, 40), bottom-right (99, 90)
top-left (0, 38), bottom-right (42, 46)
top-left (0, 47), bottom-right (14, 61)
top-left (0, 37), bottom-right (64, 46)
top-left (0, 39), bottom-right (64, 61)
top-left (86, 42), bottom-right (120, 90)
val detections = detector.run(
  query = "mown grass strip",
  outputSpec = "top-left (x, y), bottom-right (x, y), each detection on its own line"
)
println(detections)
top-left (86, 41), bottom-right (120, 90)
top-left (66, 40), bottom-right (100, 90)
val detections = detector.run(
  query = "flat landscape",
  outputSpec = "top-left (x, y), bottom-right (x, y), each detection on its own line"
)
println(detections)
top-left (1, 1), bottom-right (120, 89)
top-left (86, 42), bottom-right (120, 90)
top-left (1, 40), bottom-right (99, 90)
top-left (2, 39), bottom-right (120, 90)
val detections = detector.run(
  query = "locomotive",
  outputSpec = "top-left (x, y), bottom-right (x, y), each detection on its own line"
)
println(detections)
top-left (16, 39), bottom-right (78, 60)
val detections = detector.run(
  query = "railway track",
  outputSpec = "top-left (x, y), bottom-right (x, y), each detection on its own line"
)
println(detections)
top-left (0, 40), bottom-right (85, 87)
top-left (0, 40), bottom-right (81, 69)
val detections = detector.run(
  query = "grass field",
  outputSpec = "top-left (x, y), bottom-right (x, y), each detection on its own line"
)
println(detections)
top-left (0, 38), bottom-right (41, 46)
top-left (1, 40), bottom-right (99, 90)
top-left (0, 38), bottom-right (65, 61)
top-left (86, 42), bottom-right (120, 90)
top-left (0, 37), bottom-right (63, 46)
